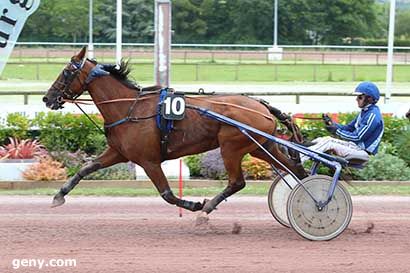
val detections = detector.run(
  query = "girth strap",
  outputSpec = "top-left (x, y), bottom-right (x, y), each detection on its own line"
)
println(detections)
top-left (156, 88), bottom-right (174, 161)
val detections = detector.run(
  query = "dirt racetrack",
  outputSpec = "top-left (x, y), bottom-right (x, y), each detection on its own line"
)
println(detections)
top-left (1, 195), bottom-right (410, 273)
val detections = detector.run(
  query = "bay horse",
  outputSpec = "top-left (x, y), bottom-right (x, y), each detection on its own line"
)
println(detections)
top-left (43, 47), bottom-right (307, 220)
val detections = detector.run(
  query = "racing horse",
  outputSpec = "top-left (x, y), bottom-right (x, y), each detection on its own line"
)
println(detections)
top-left (43, 47), bottom-right (307, 218)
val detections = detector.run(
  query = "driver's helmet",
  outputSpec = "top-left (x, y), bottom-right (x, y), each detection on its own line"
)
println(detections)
top-left (354, 81), bottom-right (380, 103)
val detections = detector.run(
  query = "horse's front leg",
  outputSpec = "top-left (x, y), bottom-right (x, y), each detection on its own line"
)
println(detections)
top-left (142, 161), bottom-right (205, 211)
top-left (51, 146), bottom-right (127, 207)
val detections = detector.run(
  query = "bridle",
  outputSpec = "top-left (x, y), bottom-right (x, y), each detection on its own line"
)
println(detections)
top-left (50, 58), bottom-right (157, 134)
top-left (48, 57), bottom-right (110, 133)
top-left (52, 58), bottom-right (87, 103)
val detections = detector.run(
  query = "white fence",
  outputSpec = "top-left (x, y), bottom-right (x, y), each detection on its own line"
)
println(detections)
top-left (10, 43), bottom-right (410, 65)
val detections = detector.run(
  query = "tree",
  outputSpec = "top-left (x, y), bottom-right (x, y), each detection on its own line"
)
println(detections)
top-left (396, 9), bottom-right (410, 38)
top-left (172, 0), bottom-right (207, 43)
top-left (304, 0), bottom-right (383, 45)
top-left (173, 0), bottom-right (274, 44)
top-left (21, 0), bottom-right (89, 42)
top-left (96, 0), bottom-right (154, 43)
top-left (278, 0), bottom-right (313, 44)
top-left (19, 0), bottom-right (387, 45)
top-left (222, 0), bottom-right (273, 44)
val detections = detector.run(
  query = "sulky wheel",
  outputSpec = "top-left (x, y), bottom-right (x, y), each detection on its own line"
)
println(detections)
top-left (287, 175), bottom-right (352, 241)
top-left (267, 172), bottom-right (299, 227)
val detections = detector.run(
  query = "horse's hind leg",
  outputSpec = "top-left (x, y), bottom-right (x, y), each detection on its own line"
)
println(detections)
top-left (250, 142), bottom-right (307, 179)
top-left (200, 148), bottom-right (246, 215)
top-left (51, 147), bottom-right (127, 207)
top-left (142, 161), bottom-right (205, 211)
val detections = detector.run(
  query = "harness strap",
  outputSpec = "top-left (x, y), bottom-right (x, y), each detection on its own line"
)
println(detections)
top-left (104, 117), bottom-right (130, 129)
top-left (156, 88), bottom-right (175, 161)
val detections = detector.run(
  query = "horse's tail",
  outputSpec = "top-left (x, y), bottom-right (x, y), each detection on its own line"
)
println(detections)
top-left (257, 99), bottom-right (303, 144)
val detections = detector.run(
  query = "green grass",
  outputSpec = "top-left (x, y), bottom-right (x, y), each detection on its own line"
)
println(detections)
top-left (0, 183), bottom-right (409, 196)
top-left (347, 184), bottom-right (410, 195)
top-left (3, 63), bottom-right (410, 82)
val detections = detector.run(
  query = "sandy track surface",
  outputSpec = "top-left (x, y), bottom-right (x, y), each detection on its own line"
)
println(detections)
top-left (1, 195), bottom-right (410, 273)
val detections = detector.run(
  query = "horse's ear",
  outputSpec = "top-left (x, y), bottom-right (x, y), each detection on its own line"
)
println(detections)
top-left (75, 46), bottom-right (87, 61)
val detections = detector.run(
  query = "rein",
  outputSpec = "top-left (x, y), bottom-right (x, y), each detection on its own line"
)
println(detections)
top-left (63, 97), bottom-right (140, 105)
top-left (63, 93), bottom-right (158, 132)
top-left (187, 96), bottom-right (305, 143)
top-left (73, 103), bottom-right (105, 135)
top-left (60, 62), bottom-right (315, 140)
top-left (187, 96), bottom-right (275, 122)
top-left (63, 98), bottom-right (94, 105)
top-left (292, 115), bottom-right (323, 120)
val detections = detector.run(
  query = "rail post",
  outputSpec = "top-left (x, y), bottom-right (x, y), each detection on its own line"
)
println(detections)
top-left (154, 0), bottom-right (171, 87)
top-left (36, 63), bottom-right (40, 80)
top-left (195, 64), bottom-right (199, 81)
top-left (234, 64), bottom-right (239, 81)
top-left (352, 65), bottom-right (356, 81)
top-left (313, 65), bottom-right (317, 81)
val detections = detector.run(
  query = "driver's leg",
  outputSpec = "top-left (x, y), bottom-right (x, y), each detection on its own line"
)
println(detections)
top-left (300, 136), bottom-right (368, 163)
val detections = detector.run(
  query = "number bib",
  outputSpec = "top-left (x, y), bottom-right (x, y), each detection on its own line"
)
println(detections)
top-left (161, 93), bottom-right (186, 120)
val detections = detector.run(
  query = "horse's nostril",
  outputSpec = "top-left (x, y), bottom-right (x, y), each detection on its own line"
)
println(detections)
top-left (42, 96), bottom-right (48, 103)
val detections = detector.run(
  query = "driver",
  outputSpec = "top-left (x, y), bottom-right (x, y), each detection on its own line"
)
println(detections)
top-left (301, 81), bottom-right (384, 163)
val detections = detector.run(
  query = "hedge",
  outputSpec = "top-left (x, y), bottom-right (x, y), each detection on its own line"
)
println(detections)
top-left (1, 111), bottom-right (407, 153)
top-left (1, 111), bottom-right (409, 180)
top-left (0, 112), bottom-right (107, 155)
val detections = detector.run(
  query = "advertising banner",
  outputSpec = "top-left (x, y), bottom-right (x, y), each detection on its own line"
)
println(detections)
top-left (0, 0), bottom-right (41, 75)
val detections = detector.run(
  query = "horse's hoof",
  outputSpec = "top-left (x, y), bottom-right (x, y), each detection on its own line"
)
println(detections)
top-left (192, 201), bottom-right (204, 211)
top-left (195, 211), bottom-right (209, 226)
top-left (193, 198), bottom-right (209, 211)
top-left (51, 193), bottom-right (66, 208)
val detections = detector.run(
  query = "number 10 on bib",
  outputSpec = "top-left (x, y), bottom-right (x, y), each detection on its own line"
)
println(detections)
top-left (161, 94), bottom-right (186, 120)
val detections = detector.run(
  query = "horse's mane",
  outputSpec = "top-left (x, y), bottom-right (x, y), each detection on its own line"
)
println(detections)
top-left (101, 59), bottom-right (141, 91)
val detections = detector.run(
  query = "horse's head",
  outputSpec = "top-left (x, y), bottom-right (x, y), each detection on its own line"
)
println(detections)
top-left (43, 46), bottom-right (90, 110)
